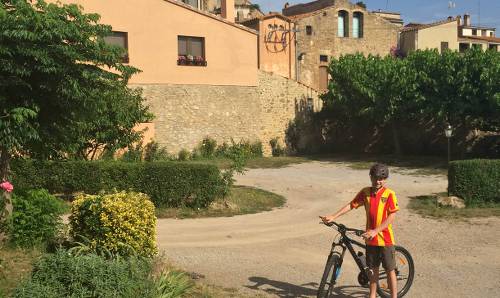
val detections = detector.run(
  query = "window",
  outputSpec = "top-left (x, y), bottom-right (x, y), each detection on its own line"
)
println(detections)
top-left (320, 55), bottom-right (328, 62)
top-left (459, 43), bottom-right (470, 53)
top-left (306, 25), bottom-right (313, 35)
top-left (488, 44), bottom-right (498, 51)
top-left (319, 66), bottom-right (329, 91)
top-left (104, 31), bottom-right (129, 63)
top-left (481, 30), bottom-right (486, 36)
top-left (472, 29), bottom-right (477, 36)
top-left (353, 12), bottom-right (364, 38)
top-left (440, 42), bottom-right (449, 53)
top-left (182, 0), bottom-right (199, 9)
top-left (307, 98), bottom-right (314, 111)
top-left (338, 10), bottom-right (349, 37)
top-left (472, 43), bottom-right (482, 50)
top-left (491, 32), bottom-right (494, 37)
top-left (178, 36), bottom-right (206, 66)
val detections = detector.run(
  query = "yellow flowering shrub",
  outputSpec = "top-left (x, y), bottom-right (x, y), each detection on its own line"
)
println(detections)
top-left (69, 191), bottom-right (157, 257)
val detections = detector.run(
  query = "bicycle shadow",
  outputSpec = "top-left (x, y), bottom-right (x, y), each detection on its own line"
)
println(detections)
top-left (246, 276), bottom-right (369, 297)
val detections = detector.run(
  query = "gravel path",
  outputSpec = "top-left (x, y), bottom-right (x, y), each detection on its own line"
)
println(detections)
top-left (156, 162), bottom-right (500, 297)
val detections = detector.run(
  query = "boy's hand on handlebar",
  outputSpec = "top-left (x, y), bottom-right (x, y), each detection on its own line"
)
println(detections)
top-left (319, 215), bottom-right (334, 224)
top-left (362, 229), bottom-right (377, 240)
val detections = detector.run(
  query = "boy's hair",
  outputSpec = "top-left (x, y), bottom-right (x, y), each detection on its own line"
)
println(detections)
top-left (369, 163), bottom-right (389, 179)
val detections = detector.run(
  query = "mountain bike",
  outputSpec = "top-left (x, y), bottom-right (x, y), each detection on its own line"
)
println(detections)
top-left (317, 221), bottom-right (414, 298)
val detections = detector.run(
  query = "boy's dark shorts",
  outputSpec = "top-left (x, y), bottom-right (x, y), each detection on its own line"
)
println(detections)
top-left (366, 245), bottom-right (396, 272)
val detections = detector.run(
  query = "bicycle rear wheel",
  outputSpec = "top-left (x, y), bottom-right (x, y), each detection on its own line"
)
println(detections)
top-left (377, 246), bottom-right (414, 298)
top-left (317, 253), bottom-right (341, 298)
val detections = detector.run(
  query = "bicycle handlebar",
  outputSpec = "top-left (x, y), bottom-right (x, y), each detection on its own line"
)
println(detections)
top-left (322, 221), bottom-right (365, 237)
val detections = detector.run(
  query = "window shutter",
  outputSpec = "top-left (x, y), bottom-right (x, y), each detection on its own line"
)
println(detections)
top-left (178, 37), bottom-right (188, 56)
top-left (338, 15), bottom-right (344, 37)
top-left (353, 16), bottom-right (359, 38)
top-left (190, 37), bottom-right (203, 57)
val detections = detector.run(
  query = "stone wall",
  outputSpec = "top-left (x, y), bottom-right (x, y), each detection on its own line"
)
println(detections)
top-left (293, 0), bottom-right (399, 90)
top-left (133, 71), bottom-right (319, 156)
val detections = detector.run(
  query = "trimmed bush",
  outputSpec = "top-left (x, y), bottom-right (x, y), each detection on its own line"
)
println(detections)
top-left (448, 159), bottom-right (500, 205)
top-left (70, 191), bottom-right (157, 257)
top-left (8, 189), bottom-right (65, 248)
top-left (11, 160), bottom-right (223, 208)
top-left (270, 138), bottom-right (285, 157)
top-left (13, 250), bottom-right (156, 298)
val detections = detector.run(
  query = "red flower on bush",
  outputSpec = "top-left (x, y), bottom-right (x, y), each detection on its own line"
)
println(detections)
top-left (0, 181), bottom-right (13, 192)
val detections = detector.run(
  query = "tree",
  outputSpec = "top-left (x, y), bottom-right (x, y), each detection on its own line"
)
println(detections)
top-left (356, 1), bottom-right (367, 9)
top-left (323, 54), bottom-right (420, 155)
top-left (0, 0), bottom-right (152, 230)
top-left (321, 49), bottom-right (499, 156)
top-left (407, 49), bottom-right (500, 132)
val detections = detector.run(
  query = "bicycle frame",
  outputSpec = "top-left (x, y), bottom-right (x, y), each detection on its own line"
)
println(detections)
top-left (328, 227), bottom-right (369, 280)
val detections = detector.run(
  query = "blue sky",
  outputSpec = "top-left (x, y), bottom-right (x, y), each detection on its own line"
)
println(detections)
top-left (252, 0), bottom-right (500, 29)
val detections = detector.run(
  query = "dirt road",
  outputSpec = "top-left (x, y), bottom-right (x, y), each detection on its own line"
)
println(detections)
top-left (157, 162), bottom-right (500, 297)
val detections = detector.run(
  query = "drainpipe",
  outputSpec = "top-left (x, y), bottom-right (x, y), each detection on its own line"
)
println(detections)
top-left (288, 21), bottom-right (292, 79)
top-left (295, 24), bottom-right (299, 82)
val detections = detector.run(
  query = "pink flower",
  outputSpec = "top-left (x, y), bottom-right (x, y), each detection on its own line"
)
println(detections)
top-left (0, 181), bottom-right (13, 193)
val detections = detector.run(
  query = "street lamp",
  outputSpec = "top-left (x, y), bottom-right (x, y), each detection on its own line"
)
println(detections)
top-left (445, 124), bottom-right (453, 196)
top-left (445, 124), bottom-right (453, 165)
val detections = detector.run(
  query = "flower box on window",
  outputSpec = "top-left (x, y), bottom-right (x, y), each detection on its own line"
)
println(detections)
top-left (177, 55), bottom-right (207, 66)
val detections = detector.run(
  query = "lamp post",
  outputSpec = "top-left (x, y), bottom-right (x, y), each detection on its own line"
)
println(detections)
top-left (445, 124), bottom-right (453, 196)
top-left (445, 124), bottom-right (453, 165)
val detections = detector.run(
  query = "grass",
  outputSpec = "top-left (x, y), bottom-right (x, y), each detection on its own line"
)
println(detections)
top-left (245, 156), bottom-right (309, 169)
top-left (156, 185), bottom-right (286, 219)
top-left (408, 194), bottom-right (500, 219)
top-left (0, 246), bottom-right (42, 297)
top-left (153, 254), bottom-right (264, 298)
top-left (185, 156), bottom-right (309, 169)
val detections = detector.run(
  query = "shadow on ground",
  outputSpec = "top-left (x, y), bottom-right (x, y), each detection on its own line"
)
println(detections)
top-left (246, 276), bottom-right (369, 297)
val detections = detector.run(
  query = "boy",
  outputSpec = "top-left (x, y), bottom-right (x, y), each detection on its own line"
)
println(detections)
top-left (320, 163), bottom-right (399, 298)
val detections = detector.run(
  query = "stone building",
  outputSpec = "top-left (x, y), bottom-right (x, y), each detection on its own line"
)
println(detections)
top-left (50, 0), bottom-right (318, 155)
top-left (372, 10), bottom-right (403, 27)
top-left (283, 0), bottom-right (399, 91)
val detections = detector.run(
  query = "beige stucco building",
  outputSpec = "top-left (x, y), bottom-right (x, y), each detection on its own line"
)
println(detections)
top-left (241, 14), bottom-right (297, 80)
top-left (282, 0), bottom-right (400, 91)
top-left (55, 0), bottom-right (258, 86)
top-left (50, 0), bottom-right (319, 154)
top-left (400, 14), bottom-right (500, 56)
top-left (202, 0), bottom-right (263, 22)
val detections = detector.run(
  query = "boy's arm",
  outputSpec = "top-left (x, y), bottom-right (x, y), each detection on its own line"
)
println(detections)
top-left (362, 212), bottom-right (396, 239)
top-left (319, 202), bottom-right (352, 223)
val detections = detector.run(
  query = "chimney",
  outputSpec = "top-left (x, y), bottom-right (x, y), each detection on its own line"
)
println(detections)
top-left (464, 14), bottom-right (471, 26)
top-left (221, 0), bottom-right (235, 22)
top-left (284, 2), bottom-right (290, 9)
top-left (456, 15), bottom-right (462, 26)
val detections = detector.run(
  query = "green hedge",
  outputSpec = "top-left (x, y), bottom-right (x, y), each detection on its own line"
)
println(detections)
top-left (11, 160), bottom-right (223, 208)
top-left (448, 159), bottom-right (500, 205)
top-left (8, 189), bottom-right (65, 248)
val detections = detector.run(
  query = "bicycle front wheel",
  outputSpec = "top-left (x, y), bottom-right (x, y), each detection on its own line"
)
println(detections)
top-left (377, 246), bottom-right (415, 298)
top-left (317, 253), bottom-right (341, 298)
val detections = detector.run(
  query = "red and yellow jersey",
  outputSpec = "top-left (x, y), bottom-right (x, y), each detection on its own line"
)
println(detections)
top-left (350, 187), bottom-right (399, 246)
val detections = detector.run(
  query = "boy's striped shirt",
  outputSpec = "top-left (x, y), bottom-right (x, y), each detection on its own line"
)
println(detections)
top-left (350, 187), bottom-right (399, 246)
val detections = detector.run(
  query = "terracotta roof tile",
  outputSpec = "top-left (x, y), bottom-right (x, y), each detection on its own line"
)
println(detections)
top-left (460, 35), bottom-right (500, 43)
top-left (401, 18), bottom-right (457, 32)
